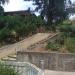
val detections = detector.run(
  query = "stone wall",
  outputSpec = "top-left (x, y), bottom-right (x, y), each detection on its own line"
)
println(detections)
top-left (17, 52), bottom-right (75, 72)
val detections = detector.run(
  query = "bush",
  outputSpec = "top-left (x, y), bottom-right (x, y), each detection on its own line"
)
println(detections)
top-left (46, 42), bottom-right (60, 51)
top-left (55, 34), bottom-right (65, 45)
top-left (59, 25), bottom-right (75, 37)
top-left (62, 20), bottom-right (72, 25)
top-left (64, 37), bottom-right (75, 53)
top-left (0, 15), bottom-right (45, 44)
top-left (0, 27), bottom-right (10, 42)
top-left (70, 25), bottom-right (75, 37)
top-left (59, 25), bottom-right (71, 32)
top-left (0, 62), bottom-right (19, 75)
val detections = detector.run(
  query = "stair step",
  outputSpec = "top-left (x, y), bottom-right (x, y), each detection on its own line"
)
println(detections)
top-left (1, 57), bottom-right (16, 61)
top-left (8, 55), bottom-right (16, 58)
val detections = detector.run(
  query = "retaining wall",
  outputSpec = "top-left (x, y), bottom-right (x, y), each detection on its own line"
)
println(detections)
top-left (17, 52), bottom-right (75, 72)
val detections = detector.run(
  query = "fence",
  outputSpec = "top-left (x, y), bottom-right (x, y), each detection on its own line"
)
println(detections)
top-left (0, 61), bottom-right (42, 75)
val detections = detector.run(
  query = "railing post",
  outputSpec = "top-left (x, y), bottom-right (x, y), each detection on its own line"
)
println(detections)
top-left (40, 60), bottom-right (45, 75)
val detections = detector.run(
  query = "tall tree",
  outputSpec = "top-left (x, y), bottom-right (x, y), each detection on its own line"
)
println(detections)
top-left (25, 0), bottom-right (71, 26)
top-left (66, 1), bottom-right (75, 14)
top-left (0, 0), bottom-right (8, 4)
top-left (0, 0), bottom-right (8, 15)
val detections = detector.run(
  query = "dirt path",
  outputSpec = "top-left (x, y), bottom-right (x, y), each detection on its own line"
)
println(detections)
top-left (0, 33), bottom-right (56, 59)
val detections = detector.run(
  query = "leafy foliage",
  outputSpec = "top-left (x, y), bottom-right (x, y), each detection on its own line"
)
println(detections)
top-left (0, 15), bottom-right (45, 44)
top-left (25, 0), bottom-right (71, 26)
top-left (0, 62), bottom-right (19, 75)
top-left (0, 0), bottom-right (9, 15)
top-left (46, 32), bottom-right (75, 53)
top-left (64, 37), bottom-right (75, 53)
top-left (0, 0), bottom-right (8, 4)
top-left (59, 25), bottom-right (75, 37)
top-left (46, 42), bottom-right (60, 51)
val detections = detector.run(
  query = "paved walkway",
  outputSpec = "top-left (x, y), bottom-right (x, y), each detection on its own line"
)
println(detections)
top-left (45, 70), bottom-right (75, 75)
top-left (0, 33), bottom-right (56, 59)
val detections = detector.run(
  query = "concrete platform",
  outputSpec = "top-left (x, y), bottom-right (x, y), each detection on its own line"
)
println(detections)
top-left (45, 70), bottom-right (75, 75)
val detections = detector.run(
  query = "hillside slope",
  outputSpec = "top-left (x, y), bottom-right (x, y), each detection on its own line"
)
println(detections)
top-left (0, 33), bottom-right (56, 59)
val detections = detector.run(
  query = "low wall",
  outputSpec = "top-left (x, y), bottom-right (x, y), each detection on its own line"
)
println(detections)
top-left (3, 61), bottom-right (42, 75)
top-left (17, 52), bottom-right (75, 72)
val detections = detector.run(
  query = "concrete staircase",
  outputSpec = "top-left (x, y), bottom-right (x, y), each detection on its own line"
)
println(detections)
top-left (1, 54), bottom-right (17, 61)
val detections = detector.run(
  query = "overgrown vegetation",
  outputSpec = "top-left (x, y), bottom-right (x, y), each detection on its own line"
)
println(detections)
top-left (46, 42), bottom-right (60, 51)
top-left (0, 0), bottom-right (75, 53)
top-left (46, 37), bottom-right (75, 53)
top-left (64, 37), bottom-right (75, 53)
top-left (0, 62), bottom-right (19, 75)
top-left (46, 22), bottom-right (75, 53)
top-left (0, 15), bottom-right (45, 45)
top-left (59, 25), bottom-right (75, 37)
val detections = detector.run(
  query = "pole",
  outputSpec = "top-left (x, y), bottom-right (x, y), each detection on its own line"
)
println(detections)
top-left (40, 60), bottom-right (45, 75)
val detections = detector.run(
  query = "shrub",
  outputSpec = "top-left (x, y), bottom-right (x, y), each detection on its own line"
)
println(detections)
top-left (70, 25), bottom-right (75, 37)
top-left (62, 20), bottom-right (72, 25)
top-left (46, 42), bottom-right (60, 51)
top-left (64, 37), bottom-right (75, 53)
top-left (59, 25), bottom-right (71, 32)
top-left (0, 62), bottom-right (19, 75)
top-left (55, 34), bottom-right (65, 45)
top-left (59, 25), bottom-right (75, 37)
top-left (0, 15), bottom-right (45, 44)
top-left (0, 27), bottom-right (10, 42)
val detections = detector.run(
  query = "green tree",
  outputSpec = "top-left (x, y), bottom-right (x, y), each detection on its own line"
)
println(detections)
top-left (0, 0), bottom-right (9, 15)
top-left (25, 0), bottom-right (71, 26)
top-left (66, 1), bottom-right (75, 14)
top-left (0, 15), bottom-right (44, 44)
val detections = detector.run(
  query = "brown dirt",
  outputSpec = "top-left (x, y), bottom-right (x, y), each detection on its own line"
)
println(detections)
top-left (0, 33), bottom-right (55, 59)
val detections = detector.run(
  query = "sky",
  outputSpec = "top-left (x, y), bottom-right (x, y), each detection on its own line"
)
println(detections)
top-left (3, 0), bottom-right (75, 12)
top-left (2, 0), bottom-right (75, 18)
top-left (71, 0), bottom-right (75, 2)
top-left (3, 0), bottom-right (36, 12)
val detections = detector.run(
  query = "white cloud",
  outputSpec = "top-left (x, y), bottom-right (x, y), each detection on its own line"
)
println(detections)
top-left (71, 0), bottom-right (75, 3)
top-left (3, 0), bottom-right (35, 12)
top-left (3, 0), bottom-right (75, 12)
top-left (69, 14), bottom-right (75, 20)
